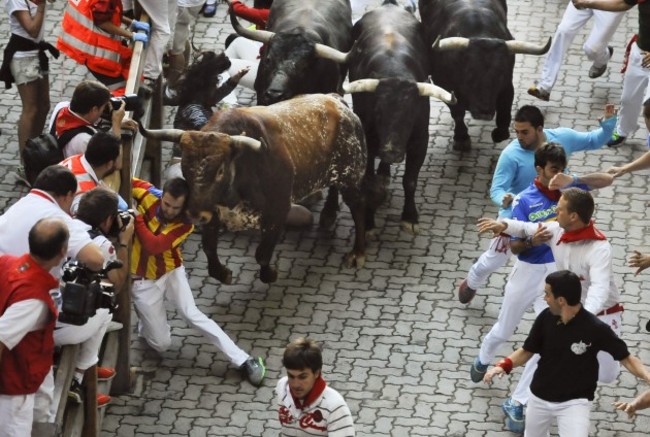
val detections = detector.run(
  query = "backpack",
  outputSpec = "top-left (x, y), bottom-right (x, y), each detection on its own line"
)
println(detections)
top-left (21, 109), bottom-right (95, 185)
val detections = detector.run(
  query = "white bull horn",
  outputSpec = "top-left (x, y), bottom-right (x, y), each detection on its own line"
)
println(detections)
top-left (434, 36), bottom-right (470, 51)
top-left (314, 43), bottom-right (351, 64)
top-left (229, 8), bottom-right (275, 44)
top-left (343, 79), bottom-right (380, 94)
top-left (230, 135), bottom-right (263, 151)
top-left (505, 37), bottom-right (552, 55)
top-left (137, 123), bottom-right (185, 143)
top-left (416, 83), bottom-right (457, 104)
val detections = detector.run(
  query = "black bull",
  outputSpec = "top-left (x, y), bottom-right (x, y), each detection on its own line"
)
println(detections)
top-left (345, 3), bottom-right (455, 235)
top-left (138, 94), bottom-right (367, 284)
top-left (419, 0), bottom-right (550, 151)
top-left (230, 0), bottom-right (353, 105)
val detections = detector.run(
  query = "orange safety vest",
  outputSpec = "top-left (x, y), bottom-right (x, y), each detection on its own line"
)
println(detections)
top-left (60, 154), bottom-right (98, 196)
top-left (57, 0), bottom-right (132, 79)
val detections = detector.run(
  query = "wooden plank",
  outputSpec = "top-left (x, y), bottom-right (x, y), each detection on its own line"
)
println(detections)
top-left (53, 344), bottom-right (79, 435)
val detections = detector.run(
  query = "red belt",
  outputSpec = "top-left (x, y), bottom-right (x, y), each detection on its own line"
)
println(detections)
top-left (596, 303), bottom-right (624, 317)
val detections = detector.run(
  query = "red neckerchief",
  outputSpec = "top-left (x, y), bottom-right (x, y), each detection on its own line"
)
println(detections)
top-left (533, 177), bottom-right (561, 201)
top-left (557, 220), bottom-right (606, 245)
top-left (55, 106), bottom-right (91, 137)
top-left (30, 189), bottom-right (55, 204)
top-left (291, 376), bottom-right (327, 410)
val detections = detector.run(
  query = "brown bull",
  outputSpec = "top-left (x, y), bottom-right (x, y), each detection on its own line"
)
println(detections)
top-left (140, 94), bottom-right (367, 284)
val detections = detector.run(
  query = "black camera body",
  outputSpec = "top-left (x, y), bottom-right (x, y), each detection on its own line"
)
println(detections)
top-left (59, 260), bottom-right (121, 326)
top-left (101, 94), bottom-right (144, 120)
top-left (109, 209), bottom-right (135, 237)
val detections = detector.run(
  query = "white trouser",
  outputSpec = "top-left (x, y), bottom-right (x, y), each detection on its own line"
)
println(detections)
top-left (525, 393), bottom-right (591, 437)
top-left (538, 2), bottom-right (624, 91)
top-left (0, 393), bottom-right (35, 437)
top-left (478, 260), bottom-right (553, 365)
top-left (466, 235), bottom-right (512, 290)
top-left (512, 311), bottom-right (622, 405)
top-left (33, 368), bottom-right (54, 424)
top-left (615, 43), bottom-right (650, 137)
top-left (225, 38), bottom-right (262, 90)
top-left (139, 0), bottom-right (176, 80)
top-left (54, 309), bottom-right (112, 370)
top-left (131, 266), bottom-right (249, 366)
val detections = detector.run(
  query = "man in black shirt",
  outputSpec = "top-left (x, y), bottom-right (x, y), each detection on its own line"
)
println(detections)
top-left (484, 270), bottom-right (650, 437)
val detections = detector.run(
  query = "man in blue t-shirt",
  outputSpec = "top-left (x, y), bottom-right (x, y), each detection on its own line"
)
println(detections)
top-left (459, 104), bottom-right (616, 304)
top-left (469, 143), bottom-right (614, 432)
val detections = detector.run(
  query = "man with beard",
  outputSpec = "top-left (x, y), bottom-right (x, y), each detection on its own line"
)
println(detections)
top-left (130, 177), bottom-right (266, 386)
top-left (59, 131), bottom-right (125, 215)
top-left (458, 104), bottom-right (616, 304)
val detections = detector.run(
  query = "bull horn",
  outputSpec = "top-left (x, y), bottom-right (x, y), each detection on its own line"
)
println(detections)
top-left (505, 37), bottom-right (552, 55)
top-left (343, 79), bottom-right (380, 94)
top-left (230, 135), bottom-right (262, 151)
top-left (314, 43), bottom-right (351, 64)
top-left (416, 82), bottom-right (457, 105)
top-left (229, 8), bottom-right (275, 44)
top-left (434, 36), bottom-right (470, 51)
top-left (136, 122), bottom-right (185, 143)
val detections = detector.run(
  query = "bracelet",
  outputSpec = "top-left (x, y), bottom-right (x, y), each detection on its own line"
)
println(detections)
top-left (572, 173), bottom-right (579, 185)
top-left (496, 357), bottom-right (513, 374)
top-left (524, 237), bottom-right (533, 249)
top-left (118, 243), bottom-right (128, 248)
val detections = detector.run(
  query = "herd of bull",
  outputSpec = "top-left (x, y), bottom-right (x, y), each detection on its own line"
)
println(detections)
top-left (141, 0), bottom-right (552, 284)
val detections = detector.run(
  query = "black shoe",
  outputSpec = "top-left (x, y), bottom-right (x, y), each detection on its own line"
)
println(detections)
top-left (607, 132), bottom-right (626, 147)
top-left (68, 379), bottom-right (83, 404)
top-left (202, 2), bottom-right (217, 17)
top-left (589, 46), bottom-right (613, 79)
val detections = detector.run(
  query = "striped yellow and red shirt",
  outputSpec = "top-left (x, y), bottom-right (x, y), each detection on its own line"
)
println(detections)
top-left (131, 178), bottom-right (194, 280)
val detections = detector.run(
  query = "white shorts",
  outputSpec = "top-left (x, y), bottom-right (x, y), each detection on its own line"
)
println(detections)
top-left (10, 55), bottom-right (47, 86)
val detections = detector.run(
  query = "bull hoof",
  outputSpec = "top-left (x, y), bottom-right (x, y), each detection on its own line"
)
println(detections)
top-left (491, 128), bottom-right (510, 143)
top-left (210, 266), bottom-right (233, 285)
top-left (453, 138), bottom-right (471, 151)
top-left (366, 228), bottom-right (379, 241)
top-left (319, 211), bottom-right (337, 230)
top-left (400, 220), bottom-right (420, 235)
top-left (260, 266), bottom-right (278, 283)
top-left (344, 252), bottom-right (366, 269)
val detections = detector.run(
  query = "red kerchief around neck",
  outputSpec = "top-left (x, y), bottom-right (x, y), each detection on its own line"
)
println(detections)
top-left (55, 106), bottom-right (90, 137)
top-left (291, 376), bottom-right (327, 410)
top-left (557, 220), bottom-right (606, 244)
top-left (534, 177), bottom-right (561, 201)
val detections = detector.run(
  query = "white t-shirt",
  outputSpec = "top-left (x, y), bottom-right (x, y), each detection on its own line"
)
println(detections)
top-left (6, 0), bottom-right (45, 58)
top-left (0, 190), bottom-right (95, 268)
top-left (0, 299), bottom-right (49, 350)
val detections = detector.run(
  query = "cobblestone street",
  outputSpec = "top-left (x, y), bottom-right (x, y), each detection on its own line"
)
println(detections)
top-left (2, 0), bottom-right (650, 435)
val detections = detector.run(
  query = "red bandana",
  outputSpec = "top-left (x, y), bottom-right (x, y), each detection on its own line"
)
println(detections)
top-left (55, 106), bottom-right (92, 137)
top-left (557, 220), bottom-right (606, 244)
top-left (291, 376), bottom-right (327, 410)
top-left (534, 177), bottom-right (561, 201)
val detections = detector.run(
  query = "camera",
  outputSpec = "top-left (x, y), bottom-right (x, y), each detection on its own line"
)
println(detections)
top-left (58, 260), bottom-right (122, 326)
top-left (102, 94), bottom-right (144, 120)
top-left (109, 209), bottom-right (135, 237)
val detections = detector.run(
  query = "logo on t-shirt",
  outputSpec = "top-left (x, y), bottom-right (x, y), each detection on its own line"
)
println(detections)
top-left (570, 341), bottom-right (591, 355)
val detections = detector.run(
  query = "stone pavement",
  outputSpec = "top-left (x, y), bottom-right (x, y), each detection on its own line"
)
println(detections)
top-left (1, 0), bottom-right (650, 436)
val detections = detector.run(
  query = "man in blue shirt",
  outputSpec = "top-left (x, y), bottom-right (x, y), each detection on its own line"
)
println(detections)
top-left (469, 143), bottom-right (614, 432)
top-left (459, 104), bottom-right (616, 304)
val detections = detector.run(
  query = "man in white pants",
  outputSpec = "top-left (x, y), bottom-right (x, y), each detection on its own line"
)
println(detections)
top-left (130, 177), bottom-right (266, 386)
top-left (484, 270), bottom-right (650, 437)
top-left (571, 0), bottom-right (650, 146)
top-left (478, 188), bottom-right (626, 432)
top-left (138, 0), bottom-right (177, 83)
top-left (527, 1), bottom-right (625, 101)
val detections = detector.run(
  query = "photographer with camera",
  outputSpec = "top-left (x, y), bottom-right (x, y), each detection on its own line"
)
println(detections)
top-left (0, 165), bottom-right (104, 273)
top-left (59, 131), bottom-right (129, 214)
top-left (48, 80), bottom-right (137, 158)
top-left (0, 218), bottom-right (69, 437)
top-left (131, 177), bottom-right (266, 386)
top-left (49, 188), bottom-right (134, 408)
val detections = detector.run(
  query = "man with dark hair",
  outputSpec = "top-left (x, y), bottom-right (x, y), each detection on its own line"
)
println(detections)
top-left (458, 104), bottom-right (616, 304)
top-left (277, 337), bottom-right (355, 436)
top-left (0, 165), bottom-right (103, 271)
top-left (483, 270), bottom-right (650, 437)
top-left (469, 144), bottom-right (614, 431)
top-left (478, 188), bottom-right (626, 430)
top-left (130, 177), bottom-right (265, 385)
top-left (55, 188), bottom-right (134, 408)
top-left (0, 218), bottom-right (69, 436)
top-left (59, 131), bottom-right (125, 214)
